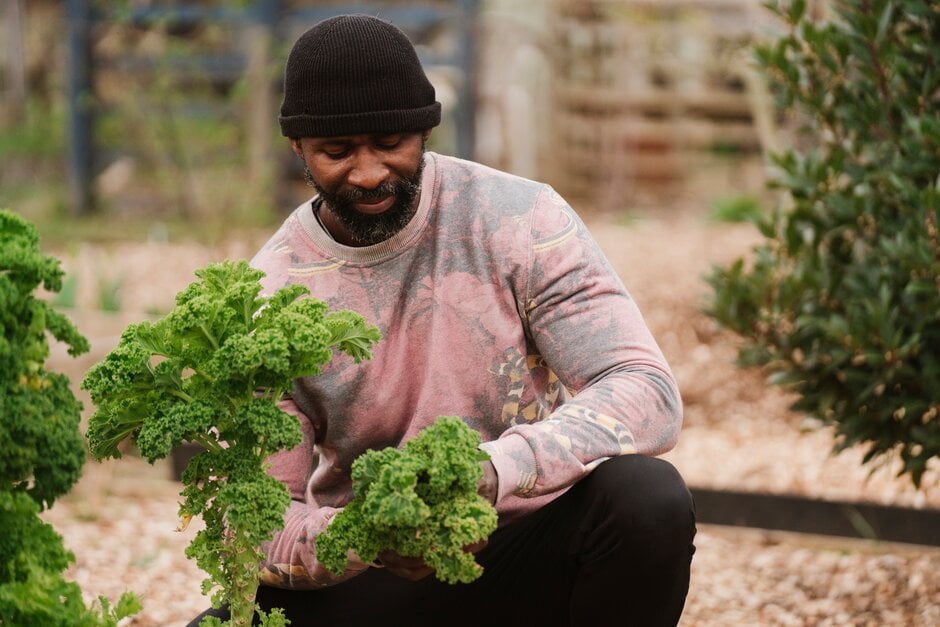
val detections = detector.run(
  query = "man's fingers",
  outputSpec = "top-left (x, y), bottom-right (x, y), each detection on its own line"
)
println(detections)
top-left (464, 539), bottom-right (487, 554)
top-left (477, 460), bottom-right (498, 505)
top-left (377, 550), bottom-right (434, 581)
top-left (392, 565), bottom-right (434, 581)
top-left (377, 549), bottom-right (423, 568)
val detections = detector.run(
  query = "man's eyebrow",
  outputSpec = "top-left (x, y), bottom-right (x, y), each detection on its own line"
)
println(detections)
top-left (317, 138), bottom-right (353, 147)
top-left (314, 133), bottom-right (403, 148)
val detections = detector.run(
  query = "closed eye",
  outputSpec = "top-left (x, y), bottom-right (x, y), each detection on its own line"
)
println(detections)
top-left (374, 135), bottom-right (404, 150)
top-left (322, 147), bottom-right (351, 160)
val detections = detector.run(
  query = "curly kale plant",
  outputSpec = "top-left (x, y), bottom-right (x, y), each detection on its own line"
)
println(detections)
top-left (0, 209), bottom-right (140, 625)
top-left (81, 260), bottom-right (381, 627)
top-left (317, 416), bottom-right (498, 584)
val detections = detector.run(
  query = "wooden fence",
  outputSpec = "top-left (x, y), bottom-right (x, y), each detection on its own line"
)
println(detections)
top-left (548, 0), bottom-right (782, 208)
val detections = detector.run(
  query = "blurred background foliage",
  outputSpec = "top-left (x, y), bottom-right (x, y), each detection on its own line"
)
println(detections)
top-left (1, 0), bottom-right (935, 528)
top-left (0, 0), bottom-right (783, 246)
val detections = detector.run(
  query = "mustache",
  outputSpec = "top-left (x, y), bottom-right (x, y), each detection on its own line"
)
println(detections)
top-left (341, 181), bottom-right (400, 202)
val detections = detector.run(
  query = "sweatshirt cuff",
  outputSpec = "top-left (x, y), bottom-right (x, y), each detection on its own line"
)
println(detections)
top-left (479, 433), bottom-right (538, 504)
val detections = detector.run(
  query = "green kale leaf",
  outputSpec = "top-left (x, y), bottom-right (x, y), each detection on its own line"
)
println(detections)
top-left (81, 259), bottom-right (380, 627)
top-left (0, 209), bottom-right (139, 625)
top-left (316, 416), bottom-right (498, 585)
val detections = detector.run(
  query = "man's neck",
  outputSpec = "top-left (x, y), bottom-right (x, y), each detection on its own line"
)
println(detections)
top-left (316, 203), bottom-right (354, 246)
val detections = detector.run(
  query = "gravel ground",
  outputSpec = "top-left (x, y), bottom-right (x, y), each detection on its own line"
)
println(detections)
top-left (41, 457), bottom-right (940, 627)
top-left (40, 209), bottom-right (940, 625)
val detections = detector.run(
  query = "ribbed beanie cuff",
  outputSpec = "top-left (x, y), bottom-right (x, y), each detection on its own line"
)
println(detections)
top-left (279, 14), bottom-right (442, 138)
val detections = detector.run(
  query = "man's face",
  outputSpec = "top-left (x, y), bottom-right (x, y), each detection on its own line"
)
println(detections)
top-left (293, 132), bottom-right (428, 246)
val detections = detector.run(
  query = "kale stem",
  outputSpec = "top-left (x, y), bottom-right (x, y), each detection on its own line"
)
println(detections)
top-left (171, 389), bottom-right (195, 403)
top-left (192, 434), bottom-right (224, 454)
top-left (242, 300), bottom-right (254, 330)
top-left (191, 368), bottom-right (216, 384)
top-left (199, 323), bottom-right (220, 350)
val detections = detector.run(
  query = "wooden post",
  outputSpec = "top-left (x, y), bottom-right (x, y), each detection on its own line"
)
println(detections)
top-left (244, 0), bottom-right (278, 188)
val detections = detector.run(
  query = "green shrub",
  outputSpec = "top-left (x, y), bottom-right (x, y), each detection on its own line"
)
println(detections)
top-left (0, 209), bottom-right (141, 624)
top-left (706, 0), bottom-right (940, 486)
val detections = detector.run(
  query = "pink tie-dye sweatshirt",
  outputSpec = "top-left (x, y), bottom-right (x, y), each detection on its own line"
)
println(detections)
top-left (251, 152), bottom-right (682, 589)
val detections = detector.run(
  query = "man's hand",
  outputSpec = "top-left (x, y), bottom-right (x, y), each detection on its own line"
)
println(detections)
top-left (376, 550), bottom-right (434, 581)
top-left (377, 537), bottom-right (489, 582)
top-left (478, 459), bottom-right (498, 505)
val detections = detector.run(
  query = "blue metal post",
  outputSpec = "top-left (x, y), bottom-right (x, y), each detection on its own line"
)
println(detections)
top-left (455, 0), bottom-right (481, 161)
top-left (66, 0), bottom-right (94, 214)
top-left (253, 0), bottom-right (279, 27)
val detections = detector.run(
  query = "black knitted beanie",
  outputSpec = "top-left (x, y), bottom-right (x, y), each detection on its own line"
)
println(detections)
top-left (279, 14), bottom-right (442, 138)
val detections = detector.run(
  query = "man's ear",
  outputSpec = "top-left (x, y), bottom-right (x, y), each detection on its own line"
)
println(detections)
top-left (290, 138), bottom-right (304, 158)
top-left (422, 129), bottom-right (432, 143)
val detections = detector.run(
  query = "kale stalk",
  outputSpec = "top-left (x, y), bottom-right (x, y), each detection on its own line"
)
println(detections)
top-left (81, 260), bottom-right (380, 627)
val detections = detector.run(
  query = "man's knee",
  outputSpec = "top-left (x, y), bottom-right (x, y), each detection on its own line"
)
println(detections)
top-left (564, 456), bottom-right (694, 625)
top-left (583, 455), bottom-right (696, 551)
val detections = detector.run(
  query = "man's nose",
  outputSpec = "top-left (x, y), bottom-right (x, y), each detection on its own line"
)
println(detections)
top-left (347, 149), bottom-right (390, 190)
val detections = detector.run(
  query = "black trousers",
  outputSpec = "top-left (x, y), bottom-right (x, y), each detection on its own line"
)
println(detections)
top-left (188, 455), bottom-right (696, 627)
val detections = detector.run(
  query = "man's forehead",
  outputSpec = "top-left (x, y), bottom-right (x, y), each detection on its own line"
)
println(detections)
top-left (309, 132), bottom-right (405, 144)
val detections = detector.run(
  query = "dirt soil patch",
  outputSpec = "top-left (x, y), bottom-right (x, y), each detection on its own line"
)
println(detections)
top-left (41, 208), bottom-right (939, 625)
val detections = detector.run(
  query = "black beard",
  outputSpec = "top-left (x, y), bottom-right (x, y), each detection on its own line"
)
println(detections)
top-left (306, 157), bottom-right (425, 246)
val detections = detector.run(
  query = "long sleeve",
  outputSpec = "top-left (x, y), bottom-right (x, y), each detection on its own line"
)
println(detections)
top-left (258, 398), bottom-right (368, 589)
top-left (480, 186), bottom-right (683, 506)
